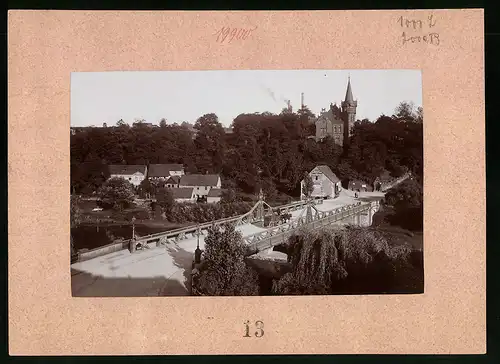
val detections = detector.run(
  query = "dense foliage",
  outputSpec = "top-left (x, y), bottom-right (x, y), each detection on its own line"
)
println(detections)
top-left (165, 201), bottom-right (253, 223)
top-left (272, 226), bottom-right (421, 294)
top-left (96, 177), bottom-right (136, 210)
top-left (302, 173), bottom-right (314, 198)
top-left (384, 178), bottom-right (423, 231)
top-left (192, 224), bottom-right (260, 296)
top-left (71, 102), bottom-right (423, 197)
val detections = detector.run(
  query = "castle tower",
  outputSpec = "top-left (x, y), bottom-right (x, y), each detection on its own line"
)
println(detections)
top-left (341, 76), bottom-right (357, 146)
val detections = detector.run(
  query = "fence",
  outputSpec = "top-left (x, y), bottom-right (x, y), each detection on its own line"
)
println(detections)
top-left (244, 202), bottom-right (373, 256)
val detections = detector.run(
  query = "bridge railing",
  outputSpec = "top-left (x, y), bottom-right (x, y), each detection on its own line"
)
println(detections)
top-left (133, 198), bottom-right (324, 242)
top-left (244, 201), bottom-right (371, 256)
top-left (73, 198), bottom-right (330, 262)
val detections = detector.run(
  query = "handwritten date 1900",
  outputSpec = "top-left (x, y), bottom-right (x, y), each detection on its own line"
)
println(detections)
top-left (214, 26), bottom-right (258, 44)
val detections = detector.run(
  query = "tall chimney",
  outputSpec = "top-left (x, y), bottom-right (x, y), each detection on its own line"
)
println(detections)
top-left (301, 93), bottom-right (304, 108)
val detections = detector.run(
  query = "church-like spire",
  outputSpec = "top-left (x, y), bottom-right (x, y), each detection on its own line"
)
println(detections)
top-left (344, 76), bottom-right (354, 103)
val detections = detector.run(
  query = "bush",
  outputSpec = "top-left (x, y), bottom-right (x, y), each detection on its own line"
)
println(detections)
top-left (385, 179), bottom-right (423, 231)
top-left (166, 201), bottom-right (254, 224)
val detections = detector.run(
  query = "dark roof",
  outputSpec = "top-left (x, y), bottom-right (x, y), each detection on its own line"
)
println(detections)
top-left (166, 176), bottom-right (181, 184)
top-left (109, 165), bottom-right (146, 175)
top-left (207, 188), bottom-right (223, 197)
top-left (169, 188), bottom-right (194, 199)
top-left (314, 165), bottom-right (340, 183)
top-left (316, 107), bottom-right (343, 125)
top-left (179, 174), bottom-right (220, 187)
top-left (148, 164), bottom-right (184, 177)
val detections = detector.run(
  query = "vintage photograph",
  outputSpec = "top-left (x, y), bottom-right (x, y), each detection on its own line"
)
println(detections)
top-left (70, 70), bottom-right (424, 297)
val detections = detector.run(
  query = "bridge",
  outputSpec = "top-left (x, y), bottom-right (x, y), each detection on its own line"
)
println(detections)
top-left (74, 172), bottom-right (412, 264)
top-left (71, 188), bottom-right (387, 297)
top-left (75, 198), bottom-right (324, 262)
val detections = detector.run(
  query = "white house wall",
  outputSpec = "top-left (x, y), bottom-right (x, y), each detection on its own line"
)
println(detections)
top-left (110, 173), bottom-right (145, 187)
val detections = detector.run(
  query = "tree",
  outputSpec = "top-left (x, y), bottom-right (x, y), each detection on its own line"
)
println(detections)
top-left (297, 105), bottom-right (316, 123)
top-left (394, 101), bottom-right (423, 123)
top-left (138, 179), bottom-right (154, 199)
top-left (116, 119), bottom-right (126, 127)
top-left (415, 106), bottom-right (423, 123)
top-left (193, 224), bottom-right (259, 296)
top-left (221, 188), bottom-right (238, 203)
top-left (156, 187), bottom-right (174, 214)
top-left (159, 118), bottom-right (167, 127)
top-left (97, 177), bottom-right (135, 210)
top-left (70, 195), bottom-right (82, 258)
top-left (384, 178), bottom-right (423, 231)
top-left (193, 113), bottom-right (226, 173)
top-left (385, 179), bottom-right (422, 210)
top-left (70, 195), bottom-right (82, 228)
top-left (272, 226), bottom-right (413, 295)
top-left (302, 173), bottom-right (314, 198)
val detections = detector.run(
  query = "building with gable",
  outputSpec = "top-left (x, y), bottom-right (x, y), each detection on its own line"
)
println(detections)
top-left (206, 188), bottom-right (223, 203)
top-left (169, 187), bottom-right (196, 203)
top-left (178, 174), bottom-right (222, 199)
top-left (301, 165), bottom-right (342, 200)
top-left (315, 77), bottom-right (358, 147)
top-left (165, 175), bottom-right (181, 188)
top-left (147, 164), bottom-right (185, 181)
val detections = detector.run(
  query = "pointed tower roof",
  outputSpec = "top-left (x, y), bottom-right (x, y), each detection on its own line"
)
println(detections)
top-left (344, 76), bottom-right (354, 103)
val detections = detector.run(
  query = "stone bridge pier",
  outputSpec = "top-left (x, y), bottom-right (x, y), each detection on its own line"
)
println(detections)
top-left (353, 200), bottom-right (381, 227)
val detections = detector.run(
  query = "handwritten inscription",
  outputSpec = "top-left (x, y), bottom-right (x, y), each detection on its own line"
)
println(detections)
top-left (398, 15), bottom-right (440, 46)
top-left (214, 26), bottom-right (258, 44)
top-left (244, 320), bottom-right (264, 338)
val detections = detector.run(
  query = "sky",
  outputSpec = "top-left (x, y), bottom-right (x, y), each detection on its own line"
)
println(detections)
top-left (71, 70), bottom-right (422, 127)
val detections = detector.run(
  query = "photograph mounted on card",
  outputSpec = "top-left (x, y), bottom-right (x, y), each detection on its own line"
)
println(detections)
top-left (8, 9), bottom-right (485, 355)
top-left (70, 69), bottom-right (424, 298)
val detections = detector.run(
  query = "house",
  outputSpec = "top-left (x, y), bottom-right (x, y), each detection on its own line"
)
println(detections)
top-left (165, 175), bottom-right (181, 188)
top-left (109, 165), bottom-right (147, 187)
top-left (348, 179), bottom-right (373, 192)
top-left (314, 78), bottom-right (357, 147)
top-left (148, 164), bottom-right (185, 181)
top-left (301, 165), bottom-right (341, 200)
top-left (179, 174), bottom-right (221, 198)
top-left (169, 188), bottom-right (195, 203)
top-left (207, 188), bottom-right (223, 203)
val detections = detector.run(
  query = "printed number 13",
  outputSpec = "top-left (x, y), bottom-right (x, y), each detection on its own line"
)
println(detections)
top-left (244, 320), bottom-right (264, 337)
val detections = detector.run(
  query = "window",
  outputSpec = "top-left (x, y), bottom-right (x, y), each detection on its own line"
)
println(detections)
top-left (205, 186), bottom-right (208, 190)
top-left (315, 176), bottom-right (319, 181)
top-left (128, 178), bottom-right (131, 181)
